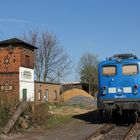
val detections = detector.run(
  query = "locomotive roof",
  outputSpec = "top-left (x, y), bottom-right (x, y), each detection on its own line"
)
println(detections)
top-left (99, 58), bottom-right (140, 66)
top-left (99, 53), bottom-right (140, 66)
top-left (109, 53), bottom-right (137, 60)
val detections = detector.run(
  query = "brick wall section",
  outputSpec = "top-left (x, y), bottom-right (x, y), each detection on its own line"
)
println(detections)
top-left (0, 44), bottom-right (34, 99)
top-left (0, 47), bottom-right (20, 98)
top-left (0, 73), bottom-right (19, 98)
top-left (21, 45), bottom-right (34, 69)
top-left (0, 47), bottom-right (21, 72)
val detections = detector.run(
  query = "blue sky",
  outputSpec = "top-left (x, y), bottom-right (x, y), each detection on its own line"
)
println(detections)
top-left (0, 0), bottom-right (140, 81)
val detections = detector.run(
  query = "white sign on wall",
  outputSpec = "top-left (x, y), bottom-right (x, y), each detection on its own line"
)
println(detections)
top-left (19, 67), bottom-right (34, 82)
top-left (22, 70), bottom-right (32, 80)
top-left (1, 85), bottom-right (13, 91)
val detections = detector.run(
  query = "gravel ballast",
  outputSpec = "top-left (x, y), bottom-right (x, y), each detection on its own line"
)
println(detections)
top-left (67, 95), bottom-right (97, 106)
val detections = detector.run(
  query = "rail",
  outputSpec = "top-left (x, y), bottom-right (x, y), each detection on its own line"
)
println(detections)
top-left (86, 122), bottom-right (140, 140)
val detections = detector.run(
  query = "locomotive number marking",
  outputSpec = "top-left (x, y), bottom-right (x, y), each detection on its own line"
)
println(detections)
top-left (114, 95), bottom-right (126, 98)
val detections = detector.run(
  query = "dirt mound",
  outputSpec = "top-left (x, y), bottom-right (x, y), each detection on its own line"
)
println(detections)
top-left (60, 89), bottom-right (94, 102)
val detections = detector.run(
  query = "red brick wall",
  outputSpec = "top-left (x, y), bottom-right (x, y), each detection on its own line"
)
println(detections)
top-left (0, 45), bottom-right (34, 99)
top-left (0, 47), bottom-right (21, 72)
top-left (0, 73), bottom-right (19, 98)
top-left (20, 46), bottom-right (34, 69)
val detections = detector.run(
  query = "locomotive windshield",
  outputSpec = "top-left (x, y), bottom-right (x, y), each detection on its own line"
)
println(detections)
top-left (122, 64), bottom-right (138, 75)
top-left (102, 66), bottom-right (116, 76)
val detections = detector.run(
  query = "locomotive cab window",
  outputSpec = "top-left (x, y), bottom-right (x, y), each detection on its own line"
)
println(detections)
top-left (102, 66), bottom-right (116, 76)
top-left (122, 64), bottom-right (138, 75)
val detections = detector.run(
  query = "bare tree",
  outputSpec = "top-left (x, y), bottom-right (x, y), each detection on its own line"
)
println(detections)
top-left (78, 53), bottom-right (99, 96)
top-left (21, 31), bottom-right (71, 82)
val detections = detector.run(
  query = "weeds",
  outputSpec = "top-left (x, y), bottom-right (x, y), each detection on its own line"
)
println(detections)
top-left (0, 96), bottom-right (92, 132)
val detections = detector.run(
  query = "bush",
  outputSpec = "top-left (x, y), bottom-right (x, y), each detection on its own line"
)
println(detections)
top-left (29, 103), bottom-right (49, 128)
top-left (0, 92), bottom-right (19, 128)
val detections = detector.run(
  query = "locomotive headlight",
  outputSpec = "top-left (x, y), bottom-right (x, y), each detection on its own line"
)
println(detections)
top-left (102, 86), bottom-right (107, 95)
top-left (134, 84), bottom-right (138, 89)
top-left (102, 86), bottom-right (107, 90)
top-left (102, 92), bottom-right (106, 95)
top-left (133, 84), bottom-right (138, 95)
top-left (134, 90), bottom-right (138, 95)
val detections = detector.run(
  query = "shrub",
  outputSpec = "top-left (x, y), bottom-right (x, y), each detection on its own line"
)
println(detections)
top-left (29, 103), bottom-right (49, 128)
top-left (0, 91), bottom-right (19, 128)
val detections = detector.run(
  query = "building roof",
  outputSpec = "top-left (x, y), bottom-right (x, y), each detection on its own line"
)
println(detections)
top-left (61, 82), bottom-right (88, 86)
top-left (0, 38), bottom-right (38, 49)
top-left (35, 81), bottom-right (60, 85)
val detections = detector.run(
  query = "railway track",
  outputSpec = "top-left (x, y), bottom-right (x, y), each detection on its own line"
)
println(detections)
top-left (86, 122), bottom-right (140, 140)
top-left (86, 123), bottom-right (115, 140)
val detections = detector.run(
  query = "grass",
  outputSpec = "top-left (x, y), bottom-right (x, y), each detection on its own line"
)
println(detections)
top-left (43, 103), bottom-right (94, 129)
top-left (45, 102), bottom-right (94, 110)
top-left (46, 114), bottom-right (72, 129)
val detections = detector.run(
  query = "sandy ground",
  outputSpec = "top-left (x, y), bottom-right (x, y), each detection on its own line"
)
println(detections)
top-left (1, 109), bottom-right (105, 140)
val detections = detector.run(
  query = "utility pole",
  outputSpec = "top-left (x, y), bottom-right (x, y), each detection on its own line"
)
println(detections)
top-left (57, 66), bottom-right (60, 83)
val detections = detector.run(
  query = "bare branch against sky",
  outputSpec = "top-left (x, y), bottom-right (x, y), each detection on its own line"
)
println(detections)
top-left (21, 30), bottom-right (72, 83)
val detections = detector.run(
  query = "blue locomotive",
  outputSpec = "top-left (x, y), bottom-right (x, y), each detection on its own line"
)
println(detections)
top-left (97, 53), bottom-right (140, 118)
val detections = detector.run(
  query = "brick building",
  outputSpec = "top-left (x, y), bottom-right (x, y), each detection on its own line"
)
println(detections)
top-left (34, 81), bottom-right (61, 103)
top-left (0, 38), bottom-right (37, 101)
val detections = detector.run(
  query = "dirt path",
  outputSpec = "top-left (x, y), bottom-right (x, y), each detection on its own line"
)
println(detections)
top-left (1, 109), bottom-right (105, 140)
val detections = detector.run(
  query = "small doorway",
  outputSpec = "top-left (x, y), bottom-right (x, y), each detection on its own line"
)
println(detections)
top-left (22, 89), bottom-right (27, 101)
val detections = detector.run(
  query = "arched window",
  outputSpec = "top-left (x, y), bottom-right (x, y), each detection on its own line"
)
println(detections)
top-left (45, 89), bottom-right (49, 101)
top-left (38, 90), bottom-right (42, 101)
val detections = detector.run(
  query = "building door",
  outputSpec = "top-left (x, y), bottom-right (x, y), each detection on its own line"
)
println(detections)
top-left (23, 89), bottom-right (27, 101)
